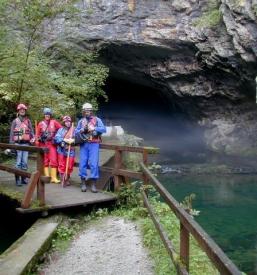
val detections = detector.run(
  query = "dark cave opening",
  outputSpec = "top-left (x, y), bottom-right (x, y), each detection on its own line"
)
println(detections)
top-left (99, 78), bottom-right (208, 164)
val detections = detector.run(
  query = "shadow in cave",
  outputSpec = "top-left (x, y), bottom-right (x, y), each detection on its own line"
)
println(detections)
top-left (0, 195), bottom-right (38, 254)
top-left (99, 78), bottom-right (208, 164)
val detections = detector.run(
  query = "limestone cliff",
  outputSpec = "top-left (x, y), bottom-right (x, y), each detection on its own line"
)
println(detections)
top-left (43, 0), bottom-right (257, 155)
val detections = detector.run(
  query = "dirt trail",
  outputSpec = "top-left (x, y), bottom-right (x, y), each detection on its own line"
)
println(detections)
top-left (43, 217), bottom-right (154, 275)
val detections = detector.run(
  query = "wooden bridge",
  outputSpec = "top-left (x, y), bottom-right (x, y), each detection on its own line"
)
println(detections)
top-left (0, 142), bottom-right (242, 274)
top-left (0, 142), bottom-right (152, 213)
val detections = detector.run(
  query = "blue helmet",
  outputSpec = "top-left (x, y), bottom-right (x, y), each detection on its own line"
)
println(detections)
top-left (43, 107), bottom-right (52, 115)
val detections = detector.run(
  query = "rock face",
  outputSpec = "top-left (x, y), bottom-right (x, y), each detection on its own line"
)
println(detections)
top-left (44, 0), bottom-right (257, 155)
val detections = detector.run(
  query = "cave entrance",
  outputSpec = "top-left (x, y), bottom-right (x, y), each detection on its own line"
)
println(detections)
top-left (100, 78), bottom-right (208, 164)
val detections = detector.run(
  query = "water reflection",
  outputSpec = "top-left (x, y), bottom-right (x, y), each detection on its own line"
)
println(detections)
top-left (159, 174), bottom-right (257, 273)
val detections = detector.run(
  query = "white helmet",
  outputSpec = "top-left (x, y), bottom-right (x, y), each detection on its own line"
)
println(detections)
top-left (82, 103), bottom-right (93, 111)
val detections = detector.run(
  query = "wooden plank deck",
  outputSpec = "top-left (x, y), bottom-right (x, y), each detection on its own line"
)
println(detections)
top-left (0, 173), bottom-right (116, 214)
top-left (0, 148), bottom-right (117, 214)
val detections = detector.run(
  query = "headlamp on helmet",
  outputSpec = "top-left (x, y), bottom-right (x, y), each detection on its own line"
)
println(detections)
top-left (82, 103), bottom-right (93, 111)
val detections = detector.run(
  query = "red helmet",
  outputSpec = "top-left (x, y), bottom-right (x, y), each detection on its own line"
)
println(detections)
top-left (17, 103), bottom-right (27, 111)
top-left (62, 115), bottom-right (72, 122)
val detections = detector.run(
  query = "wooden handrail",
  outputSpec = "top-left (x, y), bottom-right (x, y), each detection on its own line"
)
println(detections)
top-left (21, 171), bottom-right (40, 208)
top-left (142, 190), bottom-right (189, 275)
top-left (0, 143), bottom-right (49, 208)
top-left (0, 164), bottom-right (31, 178)
top-left (0, 143), bottom-right (48, 153)
top-left (100, 143), bottom-right (159, 154)
top-left (140, 162), bottom-right (241, 275)
top-left (0, 141), bottom-right (243, 273)
top-left (0, 142), bottom-right (156, 206)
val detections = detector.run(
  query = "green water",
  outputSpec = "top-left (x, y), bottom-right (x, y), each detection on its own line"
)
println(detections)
top-left (159, 173), bottom-right (257, 274)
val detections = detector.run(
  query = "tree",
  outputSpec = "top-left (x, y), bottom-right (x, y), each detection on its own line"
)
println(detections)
top-left (0, 0), bottom-right (108, 127)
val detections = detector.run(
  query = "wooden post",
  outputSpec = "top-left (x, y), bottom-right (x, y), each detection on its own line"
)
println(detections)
top-left (142, 148), bottom-right (148, 185)
top-left (114, 149), bottom-right (123, 191)
top-left (37, 151), bottom-right (45, 206)
top-left (142, 149), bottom-right (149, 196)
top-left (180, 222), bottom-right (190, 271)
top-left (21, 171), bottom-right (40, 209)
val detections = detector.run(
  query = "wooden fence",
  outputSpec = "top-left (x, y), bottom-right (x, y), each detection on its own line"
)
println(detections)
top-left (0, 143), bottom-right (49, 208)
top-left (0, 142), bottom-right (242, 274)
top-left (140, 162), bottom-right (241, 275)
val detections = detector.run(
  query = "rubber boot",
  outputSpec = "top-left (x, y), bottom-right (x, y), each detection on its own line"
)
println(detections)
top-left (81, 178), bottom-right (87, 192)
top-left (44, 167), bottom-right (50, 177)
top-left (21, 177), bottom-right (28, 185)
top-left (60, 173), bottom-right (65, 188)
top-left (65, 174), bottom-right (71, 186)
top-left (91, 180), bottom-right (98, 193)
top-left (50, 168), bottom-right (60, 184)
top-left (15, 175), bottom-right (22, 187)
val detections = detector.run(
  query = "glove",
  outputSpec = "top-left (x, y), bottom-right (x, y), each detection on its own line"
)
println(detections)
top-left (4, 149), bottom-right (11, 155)
top-left (88, 125), bottom-right (95, 132)
top-left (64, 138), bottom-right (75, 145)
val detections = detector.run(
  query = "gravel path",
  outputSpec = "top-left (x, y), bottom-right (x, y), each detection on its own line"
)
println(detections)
top-left (43, 217), bottom-right (154, 275)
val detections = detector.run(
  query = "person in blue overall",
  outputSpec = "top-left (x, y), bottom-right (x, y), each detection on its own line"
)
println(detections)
top-left (75, 103), bottom-right (106, 192)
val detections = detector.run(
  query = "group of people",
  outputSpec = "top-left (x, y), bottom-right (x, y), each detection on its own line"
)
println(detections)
top-left (9, 102), bottom-right (106, 192)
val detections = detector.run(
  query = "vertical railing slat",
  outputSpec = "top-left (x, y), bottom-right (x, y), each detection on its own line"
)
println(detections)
top-left (180, 222), bottom-right (190, 271)
top-left (37, 151), bottom-right (45, 206)
top-left (21, 171), bottom-right (40, 208)
top-left (114, 149), bottom-right (123, 191)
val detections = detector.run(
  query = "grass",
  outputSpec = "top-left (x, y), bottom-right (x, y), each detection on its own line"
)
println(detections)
top-left (194, 9), bottom-right (222, 28)
top-left (31, 183), bottom-right (223, 275)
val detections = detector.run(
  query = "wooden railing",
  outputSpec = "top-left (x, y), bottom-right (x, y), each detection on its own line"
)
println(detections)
top-left (0, 143), bottom-right (50, 208)
top-left (100, 143), bottom-right (155, 190)
top-left (0, 142), bottom-right (156, 207)
top-left (140, 163), bottom-right (241, 275)
top-left (0, 142), bottom-right (242, 273)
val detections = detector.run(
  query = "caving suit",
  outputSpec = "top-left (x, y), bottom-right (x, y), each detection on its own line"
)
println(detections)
top-left (54, 127), bottom-right (75, 176)
top-left (75, 116), bottom-right (106, 180)
top-left (9, 115), bottom-right (34, 171)
top-left (37, 119), bottom-right (62, 168)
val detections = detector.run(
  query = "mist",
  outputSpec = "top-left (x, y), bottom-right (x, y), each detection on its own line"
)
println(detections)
top-left (99, 78), bottom-right (208, 164)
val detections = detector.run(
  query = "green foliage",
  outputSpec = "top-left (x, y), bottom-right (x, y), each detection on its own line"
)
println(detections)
top-left (116, 182), bottom-right (142, 209)
top-left (113, 183), bottom-right (218, 274)
top-left (55, 225), bottom-right (76, 241)
top-left (194, 9), bottom-right (222, 28)
top-left (194, 0), bottom-right (222, 28)
top-left (51, 221), bottom-right (80, 252)
top-left (180, 193), bottom-right (200, 216)
top-left (0, 0), bottom-right (108, 134)
top-left (139, 200), bottom-right (218, 275)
